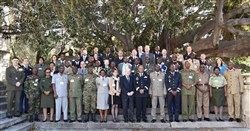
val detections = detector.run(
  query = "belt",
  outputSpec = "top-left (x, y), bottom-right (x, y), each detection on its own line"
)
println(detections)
top-left (212, 86), bottom-right (224, 89)
top-left (197, 84), bottom-right (208, 86)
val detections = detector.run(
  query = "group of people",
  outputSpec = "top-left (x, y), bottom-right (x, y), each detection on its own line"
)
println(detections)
top-left (5, 45), bottom-right (244, 123)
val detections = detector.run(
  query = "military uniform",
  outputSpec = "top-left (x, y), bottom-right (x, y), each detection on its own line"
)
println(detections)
top-left (196, 72), bottom-right (210, 119)
top-left (134, 72), bottom-right (150, 121)
top-left (223, 68), bottom-right (244, 119)
top-left (5, 66), bottom-right (25, 117)
top-left (35, 64), bottom-right (48, 78)
top-left (165, 71), bottom-right (182, 121)
top-left (40, 77), bottom-right (54, 108)
top-left (131, 64), bottom-right (140, 76)
top-left (149, 71), bottom-right (166, 120)
top-left (209, 74), bottom-right (227, 107)
top-left (68, 74), bottom-right (83, 121)
top-left (189, 59), bottom-right (200, 72)
top-left (24, 75), bottom-right (40, 121)
top-left (83, 74), bottom-right (97, 119)
top-left (180, 69), bottom-right (198, 120)
top-left (143, 63), bottom-right (154, 75)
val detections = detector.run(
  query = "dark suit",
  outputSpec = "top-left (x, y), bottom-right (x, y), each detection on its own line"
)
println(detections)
top-left (102, 53), bottom-right (115, 63)
top-left (141, 53), bottom-right (155, 65)
top-left (79, 54), bottom-right (88, 63)
top-left (71, 60), bottom-right (80, 68)
top-left (120, 75), bottom-right (135, 121)
top-left (128, 56), bottom-right (142, 65)
top-left (183, 52), bottom-right (197, 60)
top-left (19, 65), bottom-right (32, 113)
top-left (134, 73), bottom-right (150, 121)
top-left (114, 57), bottom-right (123, 68)
top-left (168, 61), bottom-right (184, 71)
top-left (200, 60), bottom-right (206, 65)
top-left (153, 51), bottom-right (162, 63)
top-left (165, 71), bottom-right (182, 121)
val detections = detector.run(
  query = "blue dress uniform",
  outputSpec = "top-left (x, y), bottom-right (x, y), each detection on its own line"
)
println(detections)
top-left (134, 72), bottom-right (150, 121)
top-left (19, 65), bottom-right (32, 113)
top-left (165, 71), bottom-right (182, 121)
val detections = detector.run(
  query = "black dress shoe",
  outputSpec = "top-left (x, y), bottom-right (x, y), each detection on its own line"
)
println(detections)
top-left (50, 120), bottom-right (54, 122)
top-left (216, 118), bottom-right (219, 121)
top-left (197, 118), bottom-right (202, 121)
top-left (169, 119), bottom-right (173, 122)
top-left (124, 119), bottom-right (128, 123)
top-left (183, 119), bottom-right (187, 122)
top-left (63, 119), bottom-right (68, 122)
top-left (160, 119), bottom-right (166, 123)
top-left (78, 120), bottom-right (82, 123)
top-left (55, 120), bottom-right (60, 123)
top-left (228, 118), bottom-right (234, 122)
top-left (151, 119), bottom-right (156, 123)
top-left (137, 119), bottom-right (141, 122)
top-left (129, 119), bottom-right (135, 123)
top-left (142, 119), bottom-right (148, 122)
top-left (42, 119), bottom-right (47, 122)
top-left (14, 114), bottom-right (21, 117)
top-left (204, 118), bottom-right (211, 121)
top-left (236, 118), bottom-right (241, 122)
top-left (189, 119), bottom-right (195, 122)
top-left (175, 120), bottom-right (180, 122)
top-left (7, 116), bottom-right (13, 118)
top-left (69, 120), bottom-right (75, 123)
top-left (219, 118), bottom-right (224, 121)
top-left (100, 120), bottom-right (103, 123)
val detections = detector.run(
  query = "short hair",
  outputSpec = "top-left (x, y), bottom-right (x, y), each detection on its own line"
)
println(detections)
top-left (12, 56), bottom-right (19, 60)
top-left (213, 66), bottom-right (220, 71)
top-left (39, 57), bottom-right (45, 61)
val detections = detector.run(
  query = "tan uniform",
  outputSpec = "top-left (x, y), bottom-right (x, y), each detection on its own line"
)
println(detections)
top-left (223, 68), bottom-right (244, 119)
top-left (196, 72), bottom-right (209, 118)
top-left (189, 59), bottom-right (200, 72)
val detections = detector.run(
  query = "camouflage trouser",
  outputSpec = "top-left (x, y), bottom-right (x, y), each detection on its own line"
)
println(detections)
top-left (28, 96), bottom-right (40, 115)
top-left (83, 94), bottom-right (96, 113)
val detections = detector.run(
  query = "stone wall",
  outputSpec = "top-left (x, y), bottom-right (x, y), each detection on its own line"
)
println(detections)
top-left (0, 36), bottom-right (10, 81)
top-left (242, 73), bottom-right (250, 128)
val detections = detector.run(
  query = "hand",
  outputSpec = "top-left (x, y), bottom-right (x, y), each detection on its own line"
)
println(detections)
top-left (116, 93), bottom-right (120, 96)
top-left (54, 93), bottom-right (58, 99)
top-left (172, 91), bottom-right (177, 96)
top-left (16, 82), bottom-right (21, 87)
top-left (240, 92), bottom-right (244, 95)
top-left (127, 92), bottom-right (131, 96)
top-left (131, 91), bottom-right (134, 95)
top-left (139, 89), bottom-right (144, 94)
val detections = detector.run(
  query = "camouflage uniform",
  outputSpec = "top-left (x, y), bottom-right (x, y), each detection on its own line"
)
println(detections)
top-left (83, 74), bottom-right (97, 113)
top-left (24, 75), bottom-right (40, 118)
top-left (143, 64), bottom-right (154, 75)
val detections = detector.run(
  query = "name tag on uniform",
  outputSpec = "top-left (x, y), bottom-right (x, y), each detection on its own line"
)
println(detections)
top-left (144, 76), bottom-right (148, 78)
top-left (169, 80), bottom-right (171, 83)
top-left (15, 77), bottom-right (18, 80)
top-left (144, 69), bottom-right (147, 71)
top-left (18, 68), bottom-right (23, 71)
top-left (34, 83), bottom-right (38, 86)
top-left (153, 79), bottom-right (155, 81)
top-left (112, 84), bottom-right (115, 87)
top-left (188, 76), bottom-right (193, 79)
top-left (199, 78), bottom-right (202, 81)
top-left (131, 70), bottom-right (134, 73)
top-left (158, 79), bottom-right (162, 81)
top-left (85, 61), bottom-right (89, 64)
top-left (38, 68), bottom-right (42, 70)
top-left (60, 82), bottom-right (64, 85)
top-left (85, 79), bottom-right (89, 82)
top-left (70, 79), bottom-right (75, 82)
top-left (214, 80), bottom-right (218, 82)
top-left (103, 84), bottom-right (107, 86)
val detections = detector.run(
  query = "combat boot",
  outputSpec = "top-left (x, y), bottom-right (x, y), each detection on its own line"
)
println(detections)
top-left (34, 114), bottom-right (40, 121)
top-left (84, 113), bottom-right (89, 122)
top-left (29, 115), bottom-right (34, 122)
top-left (92, 113), bottom-right (97, 122)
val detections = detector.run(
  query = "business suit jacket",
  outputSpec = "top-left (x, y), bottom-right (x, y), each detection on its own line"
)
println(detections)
top-left (120, 75), bottom-right (135, 98)
top-left (114, 57), bottom-right (124, 68)
top-left (134, 73), bottom-right (150, 97)
top-left (5, 66), bottom-right (25, 91)
top-left (141, 53), bottom-right (155, 65)
top-left (149, 71), bottom-right (166, 96)
top-left (118, 62), bottom-right (132, 76)
top-left (108, 77), bottom-right (121, 96)
top-left (71, 60), bottom-right (80, 68)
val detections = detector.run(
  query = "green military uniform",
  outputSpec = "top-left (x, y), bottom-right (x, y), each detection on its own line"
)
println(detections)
top-left (83, 74), bottom-right (97, 113)
top-left (181, 69), bottom-right (198, 120)
top-left (143, 64), bottom-right (154, 75)
top-left (68, 74), bottom-right (84, 121)
top-left (209, 74), bottom-right (227, 107)
top-left (5, 66), bottom-right (25, 117)
top-left (40, 77), bottom-right (54, 108)
top-left (35, 64), bottom-right (48, 78)
top-left (131, 64), bottom-right (140, 75)
top-left (24, 75), bottom-right (40, 116)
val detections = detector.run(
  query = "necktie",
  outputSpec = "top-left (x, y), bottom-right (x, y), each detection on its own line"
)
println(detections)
top-left (127, 76), bottom-right (130, 81)
top-left (157, 73), bottom-right (159, 76)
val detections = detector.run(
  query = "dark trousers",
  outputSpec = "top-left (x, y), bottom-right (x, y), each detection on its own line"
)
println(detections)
top-left (122, 96), bottom-right (134, 121)
top-left (19, 90), bottom-right (28, 113)
top-left (6, 90), bottom-right (21, 116)
top-left (136, 97), bottom-right (147, 120)
top-left (167, 92), bottom-right (180, 121)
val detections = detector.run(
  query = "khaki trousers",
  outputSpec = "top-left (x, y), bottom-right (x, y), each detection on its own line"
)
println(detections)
top-left (196, 90), bottom-right (209, 118)
top-left (151, 96), bottom-right (165, 119)
top-left (227, 93), bottom-right (241, 118)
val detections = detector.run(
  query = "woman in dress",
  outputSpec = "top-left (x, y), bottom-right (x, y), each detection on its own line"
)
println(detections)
top-left (96, 69), bottom-right (109, 122)
top-left (215, 57), bottom-right (227, 74)
top-left (40, 68), bottom-right (55, 122)
top-left (108, 69), bottom-right (121, 122)
top-left (209, 67), bottom-right (227, 121)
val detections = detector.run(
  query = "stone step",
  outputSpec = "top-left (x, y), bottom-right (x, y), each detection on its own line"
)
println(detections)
top-left (0, 102), bottom-right (7, 111)
top-left (34, 121), bottom-right (246, 130)
top-left (0, 110), bottom-right (6, 119)
top-left (0, 82), bottom-right (6, 91)
top-left (2, 122), bottom-right (34, 131)
top-left (0, 95), bottom-right (7, 103)
top-left (0, 90), bottom-right (6, 96)
top-left (0, 114), bottom-right (28, 130)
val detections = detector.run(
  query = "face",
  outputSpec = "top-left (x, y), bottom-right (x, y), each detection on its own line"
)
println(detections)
top-left (214, 68), bottom-right (220, 75)
top-left (155, 46), bottom-right (160, 51)
top-left (58, 66), bottom-right (64, 73)
top-left (60, 54), bottom-right (65, 60)
top-left (88, 67), bottom-right (93, 74)
top-left (162, 49), bottom-right (167, 56)
top-left (39, 58), bottom-right (44, 64)
top-left (94, 47), bottom-right (98, 53)
top-left (118, 51), bottom-right (123, 57)
top-left (144, 46), bottom-right (150, 52)
top-left (23, 58), bottom-right (29, 65)
top-left (110, 62), bottom-right (116, 68)
top-left (113, 70), bottom-right (118, 77)
top-left (169, 64), bottom-right (175, 72)
top-left (138, 46), bottom-right (143, 52)
top-left (138, 66), bottom-right (144, 73)
top-left (75, 55), bottom-right (80, 61)
top-left (52, 55), bottom-right (57, 61)
top-left (155, 65), bottom-right (160, 72)
top-left (65, 61), bottom-right (70, 67)
top-left (200, 65), bottom-right (205, 72)
top-left (157, 58), bottom-right (162, 64)
top-left (89, 56), bottom-right (94, 62)
top-left (217, 59), bottom-right (222, 66)
top-left (100, 70), bottom-right (105, 77)
top-left (132, 49), bottom-right (137, 56)
top-left (80, 61), bottom-right (85, 68)
top-left (95, 61), bottom-right (100, 67)
top-left (82, 49), bottom-right (87, 55)
top-left (124, 57), bottom-right (128, 63)
top-left (104, 60), bottom-right (109, 66)
top-left (45, 69), bottom-right (51, 77)
top-left (186, 46), bottom-right (192, 53)
top-left (185, 61), bottom-right (191, 69)
top-left (145, 57), bottom-right (150, 63)
top-left (227, 62), bottom-right (234, 69)
top-left (32, 68), bottom-right (38, 75)
top-left (72, 67), bottom-right (78, 74)
top-left (200, 54), bottom-right (206, 60)
top-left (125, 69), bottom-right (131, 76)
top-left (49, 63), bottom-right (55, 69)
top-left (171, 55), bottom-right (177, 61)
top-left (207, 60), bottom-right (212, 65)
top-left (134, 59), bottom-right (140, 65)
top-left (105, 48), bottom-right (110, 53)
